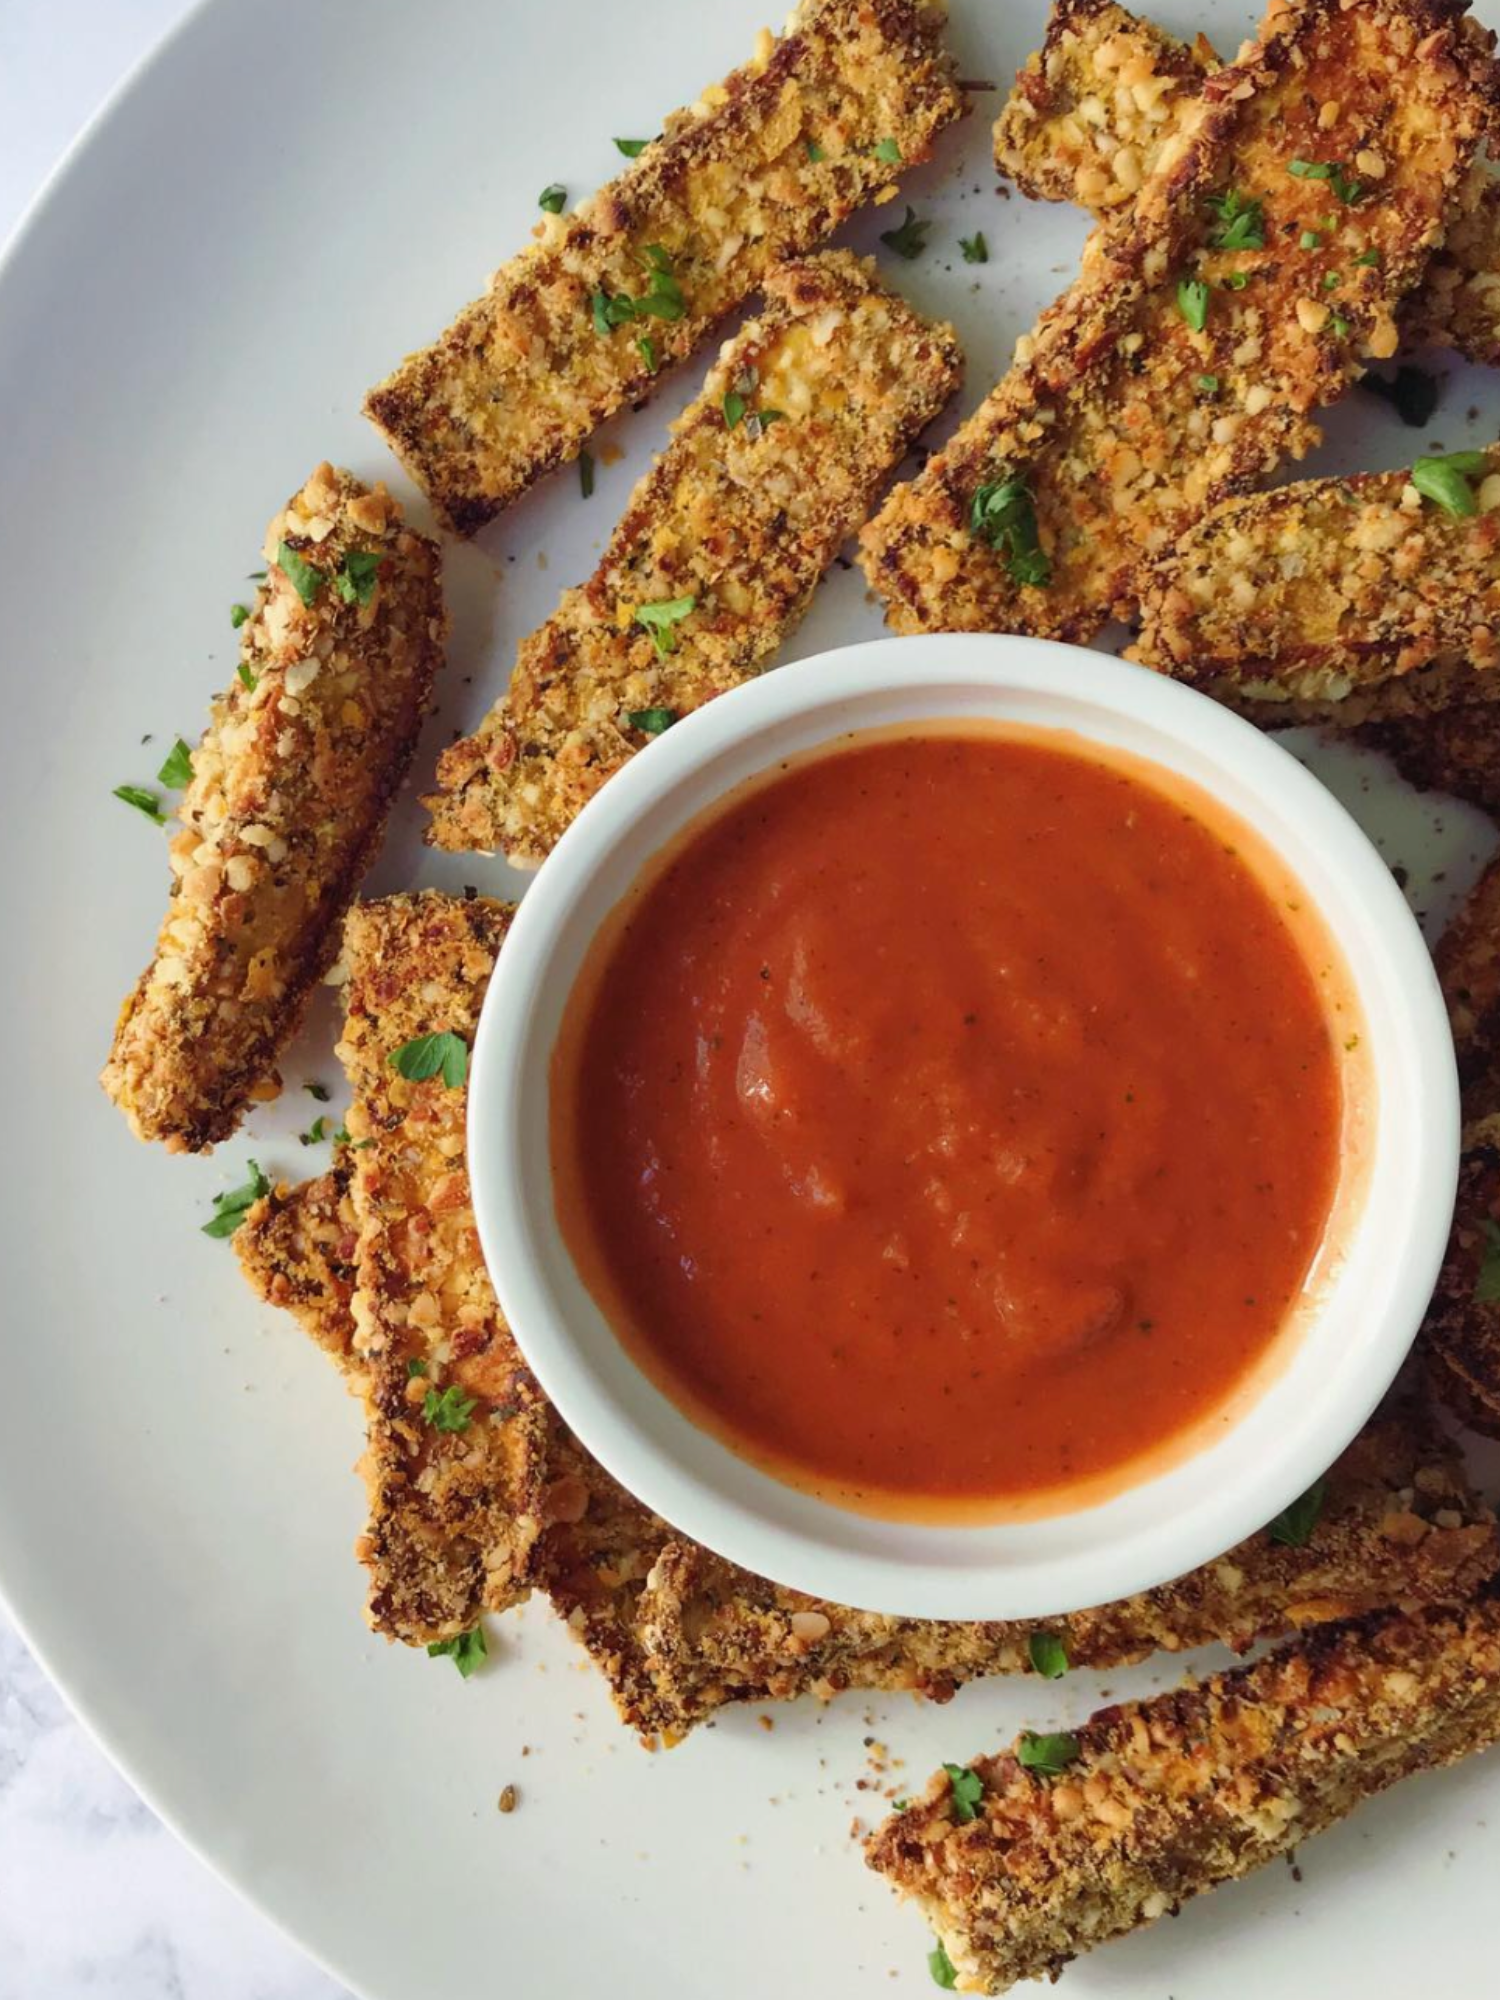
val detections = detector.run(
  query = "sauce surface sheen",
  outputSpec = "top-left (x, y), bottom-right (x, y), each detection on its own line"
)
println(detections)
top-left (552, 728), bottom-right (1347, 1517)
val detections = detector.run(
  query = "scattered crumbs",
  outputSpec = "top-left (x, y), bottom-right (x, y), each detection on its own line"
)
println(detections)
top-left (537, 551), bottom-right (549, 570)
top-left (849, 1817), bottom-right (867, 1840)
top-left (1391, 864), bottom-right (1409, 889)
top-left (498, 1783), bottom-right (519, 1814)
top-left (599, 442), bottom-right (625, 466)
top-left (758, 1715), bottom-right (775, 1732)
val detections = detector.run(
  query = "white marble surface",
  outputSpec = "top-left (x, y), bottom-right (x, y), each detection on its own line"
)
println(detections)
top-left (0, 7), bottom-right (345, 1995)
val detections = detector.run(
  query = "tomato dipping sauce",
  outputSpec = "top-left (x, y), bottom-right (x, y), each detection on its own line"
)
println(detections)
top-left (551, 726), bottom-right (1358, 1520)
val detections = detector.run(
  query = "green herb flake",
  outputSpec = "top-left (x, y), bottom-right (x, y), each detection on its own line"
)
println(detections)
top-left (941, 1763), bottom-right (984, 1822)
top-left (1176, 276), bottom-right (1210, 332)
top-left (1220, 270), bottom-right (1251, 291)
top-left (1289, 157), bottom-right (1335, 180)
top-left (1299, 229), bottom-right (1322, 251)
top-left (806, 139), bottom-right (825, 163)
top-left (1330, 312), bottom-right (1351, 337)
top-left (874, 136), bottom-right (902, 163)
top-left (1016, 1731), bottom-right (1080, 1776)
top-left (299, 1116), bottom-right (330, 1147)
top-left (246, 569), bottom-right (267, 581)
top-left (580, 450), bottom-right (596, 500)
top-left (636, 333), bottom-right (658, 374)
top-left (969, 477), bottom-right (1051, 588)
top-left (748, 409), bottom-right (786, 437)
top-left (1267, 1475), bottom-right (1327, 1547)
top-left (722, 389), bottom-right (746, 431)
top-left (201, 1160), bottom-right (270, 1239)
top-left (634, 595), bottom-right (696, 657)
top-left (879, 206), bottom-right (931, 261)
top-left (114, 783), bottom-right (166, 825)
top-left (230, 602), bottom-right (251, 628)
top-left (331, 1123), bottom-right (371, 1150)
top-left (1476, 1218), bottom-right (1500, 1302)
top-left (389, 1030), bottom-right (469, 1089)
top-left (1323, 270), bottom-right (1342, 290)
top-left (1206, 187), bottom-right (1265, 251)
top-left (276, 540), bottom-right (326, 608)
top-left (613, 137), bottom-right (652, 157)
top-left (538, 183), bottom-right (567, 213)
top-left (423, 1384), bottom-right (478, 1433)
top-left (407, 1357), bottom-right (429, 1378)
top-left (627, 707), bottom-right (679, 735)
top-left (959, 232), bottom-right (988, 264)
top-left (237, 661), bottom-right (258, 693)
top-left (1412, 450), bottom-right (1489, 517)
top-left (1355, 247), bottom-right (1382, 267)
top-left (1289, 157), bottom-right (1364, 203)
top-left (1197, 373), bottom-right (1220, 395)
top-left (928, 1942), bottom-right (958, 1991)
top-left (426, 1627), bottom-right (487, 1677)
top-left (333, 549), bottom-right (384, 607)
top-left (303, 1081), bottom-right (331, 1102)
top-left (156, 737), bottom-right (194, 789)
top-left (1028, 1632), bottom-right (1069, 1680)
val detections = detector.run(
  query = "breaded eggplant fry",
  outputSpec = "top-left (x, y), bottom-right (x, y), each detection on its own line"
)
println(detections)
top-left (1423, 1119), bottom-right (1500, 1435)
top-left (1130, 451), bottom-right (1500, 703)
top-left (235, 1166), bottom-right (358, 1367)
top-left (867, 1594), bottom-right (1500, 1996)
top-left (425, 252), bottom-right (961, 863)
top-left (101, 466), bottom-right (445, 1152)
top-left (994, 0), bottom-right (1500, 365)
top-left (337, 893), bottom-right (552, 1643)
top-left (1354, 694), bottom-right (1500, 800)
top-left (364, 0), bottom-right (965, 535)
top-left (1439, 854), bottom-right (1500, 1108)
top-left (861, 0), bottom-right (1498, 642)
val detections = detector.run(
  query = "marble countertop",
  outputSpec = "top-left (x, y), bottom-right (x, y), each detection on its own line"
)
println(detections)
top-left (0, 6), bottom-right (345, 1995)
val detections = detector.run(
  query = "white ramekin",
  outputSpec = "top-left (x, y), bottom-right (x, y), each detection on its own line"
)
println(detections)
top-left (468, 635), bottom-right (1458, 1620)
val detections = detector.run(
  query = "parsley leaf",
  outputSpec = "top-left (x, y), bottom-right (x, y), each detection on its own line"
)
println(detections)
top-left (201, 1160), bottom-right (270, 1239)
top-left (426, 1627), bottom-right (487, 1677)
top-left (1176, 276), bottom-right (1210, 332)
top-left (1412, 451), bottom-right (1489, 517)
top-left (1028, 1632), bottom-right (1069, 1680)
top-left (1206, 187), bottom-right (1265, 251)
top-left (299, 1116), bottom-right (330, 1147)
top-left (1330, 312), bottom-right (1350, 337)
top-left (580, 450), bottom-right (596, 499)
top-left (114, 783), bottom-right (166, 824)
top-left (969, 477), bottom-right (1051, 587)
top-left (723, 389), bottom-right (746, 430)
top-left (627, 707), bottom-right (679, 735)
top-left (156, 738), bottom-right (194, 789)
top-left (303, 1081), bottom-right (331, 1102)
top-left (1016, 1731), bottom-right (1079, 1776)
top-left (423, 1384), bottom-right (478, 1433)
top-left (875, 136), bottom-right (902, 163)
top-left (943, 1763), bottom-right (985, 1822)
top-left (333, 549), bottom-right (384, 607)
top-left (1300, 229), bottom-right (1322, 251)
top-left (1289, 157), bottom-right (1334, 180)
top-left (230, 602), bottom-right (251, 628)
top-left (636, 333), bottom-right (658, 373)
top-left (276, 540), bottom-right (326, 608)
top-left (389, 1031), bottom-right (469, 1089)
top-left (635, 595), bottom-right (696, 657)
top-left (1267, 1475), bottom-right (1326, 1547)
top-left (590, 246), bottom-right (685, 334)
top-left (959, 231), bottom-right (988, 263)
top-left (879, 206), bottom-right (931, 261)
top-left (237, 661), bottom-right (258, 693)
top-left (1355, 247), bottom-right (1382, 267)
top-left (1220, 270), bottom-right (1251, 291)
top-left (928, 1943), bottom-right (958, 1990)
top-left (748, 409), bottom-right (786, 437)
top-left (1476, 1218), bottom-right (1500, 1302)
top-left (1289, 158), bottom-right (1365, 204)
top-left (407, 1357), bottom-right (429, 1378)
top-left (806, 140), bottom-right (825, 163)
top-left (613, 137), bottom-right (652, 157)
top-left (1197, 373), bottom-right (1220, 395)
top-left (538, 183), bottom-right (567, 213)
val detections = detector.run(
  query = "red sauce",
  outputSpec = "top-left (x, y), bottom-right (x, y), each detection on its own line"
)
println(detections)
top-left (551, 727), bottom-right (1351, 1518)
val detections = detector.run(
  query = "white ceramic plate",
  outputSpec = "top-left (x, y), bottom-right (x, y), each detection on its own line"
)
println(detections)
top-left (3, 3), bottom-right (1500, 1996)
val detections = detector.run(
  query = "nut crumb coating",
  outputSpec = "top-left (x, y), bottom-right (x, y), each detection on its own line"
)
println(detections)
top-left (1129, 450), bottom-right (1500, 703)
top-left (101, 466), bottom-right (444, 1152)
top-left (364, 0), bottom-right (965, 536)
top-left (1422, 1115), bottom-right (1500, 1436)
top-left (1438, 853), bottom-right (1500, 1119)
top-left (424, 251), bottom-right (961, 863)
top-left (867, 1594), bottom-right (1500, 1994)
top-left (336, 893), bottom-right (552, 1644)
top-left (862, 0), bottom-right (1499, 642)
top-left (235, 1166), bottom-right (357, 1367)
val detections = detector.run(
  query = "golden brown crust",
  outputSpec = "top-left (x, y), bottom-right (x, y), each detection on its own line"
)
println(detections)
top-left (235, 1167), bottom-right (358, 1367)
top-left (100, 466), bottom-right (445, 1152)
top-left (423, 251), bottom-right (961, 862)
top-left (1130, 451), bottom-right (1500, 699)
top-left (363, 0), bottom-right (965, 535)
top-left (1352, 691), bottom-right (1500, 795)
top-left (866, 1592), bottom-right (1500, 1994)
top-left (1439, 853), bottom-right (1500, 1110)
top-left (1421, 1122), bottom-right (1500, 1436)
top-left (863, 0), bottom-right (1498, 642)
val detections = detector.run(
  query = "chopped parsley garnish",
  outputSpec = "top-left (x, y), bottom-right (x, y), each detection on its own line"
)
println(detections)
top-left (407, 1357), bottom-right (429, 1378)
top-left (969, 477), bottom-right (1051, 587)
top-left (389, 1030), bottom-right (469, 1089)
top-left (426, 1627), bottom-right (487, 1677)
top-left (201, 1160), bottom-right (269, 1239)
top-left (1220, 270), bottom-right (1251, 291)
top-left (1355, 247), bottom-right (1382, 267)
top-left (1176, 276), bottom-right (1210, 332)
top-left (423, 1384), bottom-right (478, 1433)
top-left (627, 707), bottom-right (679, 735)
top-left (156, 738), bottom-right (194, 789)
top-left (1476, 1218), bottom-right (1500, 1301)
top-left (959, 231), bottom-right (988, 264)
top-left (636, 334), bottom-right (658, 373)
top-left (332, 1123), bottom-right (371, 1150)
top-left (538, 183), bottom-right (567, 213)
top-left (1267, 1474), bottom-right (1327, 1547)
top-left (613, 137), bottom-right (652, 157)
top-left (635, 595), bottom-right (696, 657)
top-left (1412, 450), bottom-right (1489, 517)
top-left (1206, 187), bottom-right (1265, 251)
top-left (114, 783), bottom-right (165, 824)
top-left (247, 569), bottom-right (267, 580)
top-left (1288, 158), bottom-right (1366, 204)
top-left (580, 450), bottom-right (596, 499)
top-left (276, 540), bottom-right (326, 607)
top-left (928, 1942), bottom-right (958, 1990)
top-left (303, 1081), bottom-right (331, 1102)
top-left (1299, 229), bottom-right (1322, 251)
top-left (723, 389), bottom-right (746, 430)
top-left (879, 206), bottom-right (931, 260)
top-left (1197, 372), bottom-right (1220, 395)
top-left (1323, 271), bottom-right (1342, 290)
top-left (943, 1763), bottom-right (985, 1822)
top-left (334, 549), bottom-right (384, 607)
top-left (1016, 1731), bottom-right (1080, 1776)
top-left (590, 245), bottom-right (685, 335)
top-left (875, 136), bottom-right (902, 162)
top-left (747, 409), bottom-right (785, 438)
top-left (299, 1115), bottom-right (330, 1147)
top-left (1028, 1632), bottom-right (1069, 1680)
top-left (1330, 312), bottom-right (1351, 337)
top-left (806, 139), bottom-right (825, 163)
top-left (230, 602), bottom-right (251, 628)
top-left (237, 661), bottom-right (258, 693)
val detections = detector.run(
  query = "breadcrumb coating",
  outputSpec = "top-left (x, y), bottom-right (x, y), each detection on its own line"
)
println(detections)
top-left (364, 0), bottom-right (965, 535)
top-left (101, 466), bottom-right (444, 1152)
top-left (1423, 1122), bottom-right (1500, 1438)
top-left (235, 1165), bottom-right (356, 1366)
top-left (867, 1592), bottom-right (1500, 1994)
top-left (861, 0), bottom-right (1498, 641)
top-left (424, 251), bottom-right (961, 863)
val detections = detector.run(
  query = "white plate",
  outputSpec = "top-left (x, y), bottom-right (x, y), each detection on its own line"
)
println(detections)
top-left (2, 3), bottom-right (1499, 1996)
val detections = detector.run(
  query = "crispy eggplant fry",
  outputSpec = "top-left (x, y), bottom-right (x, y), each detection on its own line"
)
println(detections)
top-left (1129, 451), bottom-right (1500, 704)
top-left (1353, 693), bottom-right (1500, 800)
top-left (1439, 852), bottom-right (1500, 1110)
top-left (101, 467), bottom-right (444, 1152)
top-left (993, 0), bottom-right (1500, 365)
top-left (363, 0), bottom-right (965, 535)
top-left (424, 251), bottom-right (961, 863)
top-left (862, 0), bottom-right (1498, 642)
top-left (1423, 1121), bottom-right (1500, 1436)
top-left (867, 1593), bottom-right (1500, 1996)
top-left (235, 1166), bottom-right (357, 1367)
top-left (337, 893), bottom-right (553, 1644)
